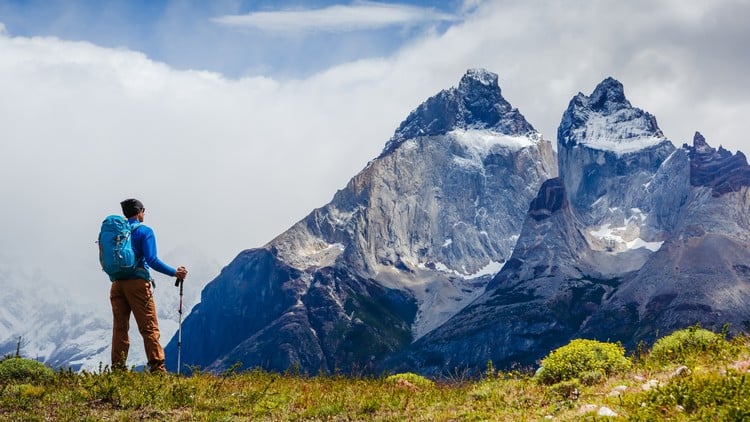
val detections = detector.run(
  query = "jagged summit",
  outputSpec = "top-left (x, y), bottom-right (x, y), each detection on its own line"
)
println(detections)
top-left (459, 68), bottom-right (498, 89)
top-left (558, 77), bottom-right (666, 154)
top-left (691, 131), bottom-right (712, 153)
top-left (381, 69), bottom-right (536, 156)
top-left (557, 77), bottom-right (676, 212)
top-left (588, 77), bottom-right (629, 113)
top-left (686, 131), bottom-right (750, 196)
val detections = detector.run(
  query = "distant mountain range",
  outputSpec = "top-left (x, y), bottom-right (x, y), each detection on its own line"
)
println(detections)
top-left (0, 247), bottom-right (219, 371)
top-left (165, 69), bottom-right (750, 376)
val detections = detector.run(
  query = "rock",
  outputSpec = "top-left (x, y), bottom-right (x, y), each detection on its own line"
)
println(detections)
top-left (671, 365), bottom-right (691, 378)
top-left (642, 379), bottom-right (660, 391)
top-left (608, 385), bottom-right (628, 396)
top-left (598, 406), bottom-right (619, 417)
top-left (580, 404), bottom-right (598, 414)
top-left (729, 359), bottom-right (750, 372)
top-left (686, 131), bottom-right (750, 196)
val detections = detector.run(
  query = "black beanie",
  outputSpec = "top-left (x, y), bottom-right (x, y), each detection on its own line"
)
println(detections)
top-left (121, 198), bottom-right (144, 218)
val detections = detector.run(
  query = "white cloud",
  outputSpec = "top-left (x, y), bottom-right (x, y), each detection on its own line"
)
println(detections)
top-left (0, 30), bottom-right (408, 302)
top-left (0, 0), bottom-right (748, 308)
top-left (212, 1), bottom-right (457, 33)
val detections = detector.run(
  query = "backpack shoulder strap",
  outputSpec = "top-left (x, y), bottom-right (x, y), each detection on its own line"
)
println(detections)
top-left (128, 222), bottom-right (147, 269)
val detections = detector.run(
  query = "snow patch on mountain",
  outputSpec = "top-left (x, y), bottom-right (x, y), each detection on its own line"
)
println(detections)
top-left (571, 112), bottom-right (666, 156)
top-left (589, 223), bottom-right (663, 252)
top-left (464, 68), bottom-right (497, 86)
top-left (450, 128), bottom-right (536, 155)
top-left (419, 259), bottom-right (505, 280)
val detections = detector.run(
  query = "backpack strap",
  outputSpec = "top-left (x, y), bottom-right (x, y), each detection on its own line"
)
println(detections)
top-left (128, 222), bottom-right (147, 271)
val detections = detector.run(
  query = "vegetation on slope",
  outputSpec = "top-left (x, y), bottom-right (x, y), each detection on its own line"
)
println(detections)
top-left (2, 326), bottom-right (749, 420)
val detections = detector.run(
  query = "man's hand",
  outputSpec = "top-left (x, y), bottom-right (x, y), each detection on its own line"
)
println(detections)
top-left (175, 266), bottom-right (188, 280)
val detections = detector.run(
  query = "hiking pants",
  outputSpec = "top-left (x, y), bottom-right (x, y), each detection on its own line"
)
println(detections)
top-left (110, 279), bottom-right (166, 373)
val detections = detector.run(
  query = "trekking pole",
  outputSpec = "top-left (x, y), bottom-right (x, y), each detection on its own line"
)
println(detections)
top-left (175, 277), bottom-right (184, 375)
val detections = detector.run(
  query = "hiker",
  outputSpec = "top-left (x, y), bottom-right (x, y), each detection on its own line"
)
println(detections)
top-left (109, 198), bottom-right (188, 373)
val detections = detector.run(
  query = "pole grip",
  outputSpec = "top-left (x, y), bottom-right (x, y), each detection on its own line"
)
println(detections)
top-left (175, 277), bottom-right (184, 287)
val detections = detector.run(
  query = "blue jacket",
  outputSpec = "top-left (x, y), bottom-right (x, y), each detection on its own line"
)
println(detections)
top-left (128, 218), bottom-right (176, 279)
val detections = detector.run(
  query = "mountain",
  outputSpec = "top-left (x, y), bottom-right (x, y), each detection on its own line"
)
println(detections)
top-left (0, 247), bottom-right (219, 371)
top-left (578, 132), bottom-right (750, 344)
top-left (169, 71), bottom-right (749, 377)
top-left (396, 79), bottom-right (750, 375)
top-left (0, 267), bottom-right (113, 370)
top-left (166, 69), bottom-right (558, 374)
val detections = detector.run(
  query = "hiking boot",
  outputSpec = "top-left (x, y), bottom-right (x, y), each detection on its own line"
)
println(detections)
top-left (148, 359), bottom-right (167, 374)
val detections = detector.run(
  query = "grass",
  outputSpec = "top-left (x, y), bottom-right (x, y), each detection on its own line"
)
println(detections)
top-left (2, 329), bottom-right (750, 421)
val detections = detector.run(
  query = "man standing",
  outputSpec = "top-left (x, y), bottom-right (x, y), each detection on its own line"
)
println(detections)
top-left (110, 198), bottom-right (188, 373)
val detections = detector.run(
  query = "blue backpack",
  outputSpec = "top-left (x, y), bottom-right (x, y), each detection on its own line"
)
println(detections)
top-left (98, 215), bottom-right (143, 280)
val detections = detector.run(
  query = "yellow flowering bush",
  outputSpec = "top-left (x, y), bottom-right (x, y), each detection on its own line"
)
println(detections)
top-left (535, 339), bottom-right (631, 385)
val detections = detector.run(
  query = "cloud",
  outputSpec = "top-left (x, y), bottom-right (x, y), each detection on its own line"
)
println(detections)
top-left (0, 30), bottom-right (408, 301)
top-left (0, 0), bottom-right (749, 309)
top-left (212, 1), bottom-right (457, 33)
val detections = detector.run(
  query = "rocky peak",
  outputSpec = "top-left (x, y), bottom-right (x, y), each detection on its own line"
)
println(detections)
top-left (556, 77), bottom-right (674, 214)
top-left (458, 68), bottom-right (499, 91)
top-left (558, 77), bottom-right (664, 151)
top-left (692, 131), bottom-right (712, 153)
top-left (528, 178), bottom-right (568, 221)
top-left (588, 77), bottom-right (630, 113)
top-left (685, 132), bottom-right (750, 196)
top-left (381, 69), bottom-right (535, 156)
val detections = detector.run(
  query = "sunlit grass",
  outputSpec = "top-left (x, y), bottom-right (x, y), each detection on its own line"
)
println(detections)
top-left (2, 328), bottom-right (750, 420)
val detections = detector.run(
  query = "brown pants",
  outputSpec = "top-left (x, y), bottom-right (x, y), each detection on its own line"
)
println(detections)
top-left (110, 279), bottom-right (166, 373)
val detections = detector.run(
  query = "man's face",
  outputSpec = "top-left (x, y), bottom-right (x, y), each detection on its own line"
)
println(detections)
top-left (137, 208), bottom-right (145, 223)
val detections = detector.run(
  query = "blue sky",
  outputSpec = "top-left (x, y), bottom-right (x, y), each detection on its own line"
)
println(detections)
top-left (0, 0), bottom-right (466, 77)
top-left (0, 0), bottom-right (749, 307)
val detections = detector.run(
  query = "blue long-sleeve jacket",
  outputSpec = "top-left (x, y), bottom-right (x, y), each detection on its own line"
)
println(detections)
top-left (127, 218), bottom-right (176, 279)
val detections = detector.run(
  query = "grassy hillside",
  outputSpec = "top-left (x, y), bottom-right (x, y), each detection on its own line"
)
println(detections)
top-left (2, 326), bottom-right (749, 420)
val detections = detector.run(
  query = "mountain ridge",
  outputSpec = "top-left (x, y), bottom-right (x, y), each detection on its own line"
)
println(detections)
top-left (168, 71), bottom-right (750, 376)
top-left (166, 69), bottom-right (558, 374)
top-left (395, 77), bottom-right (750, 376)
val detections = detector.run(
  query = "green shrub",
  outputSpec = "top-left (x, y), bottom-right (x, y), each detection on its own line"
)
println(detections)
top-left (648, 326), bottom-right (733, 366)
top-left (535, 339), bottom-right (631, 385)
top-left (384, 372), bottom-right (435, 389)
top-left (0, 357), bottom-right (54, 384)
top-left (579, 369), bottom-right (605, 386)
